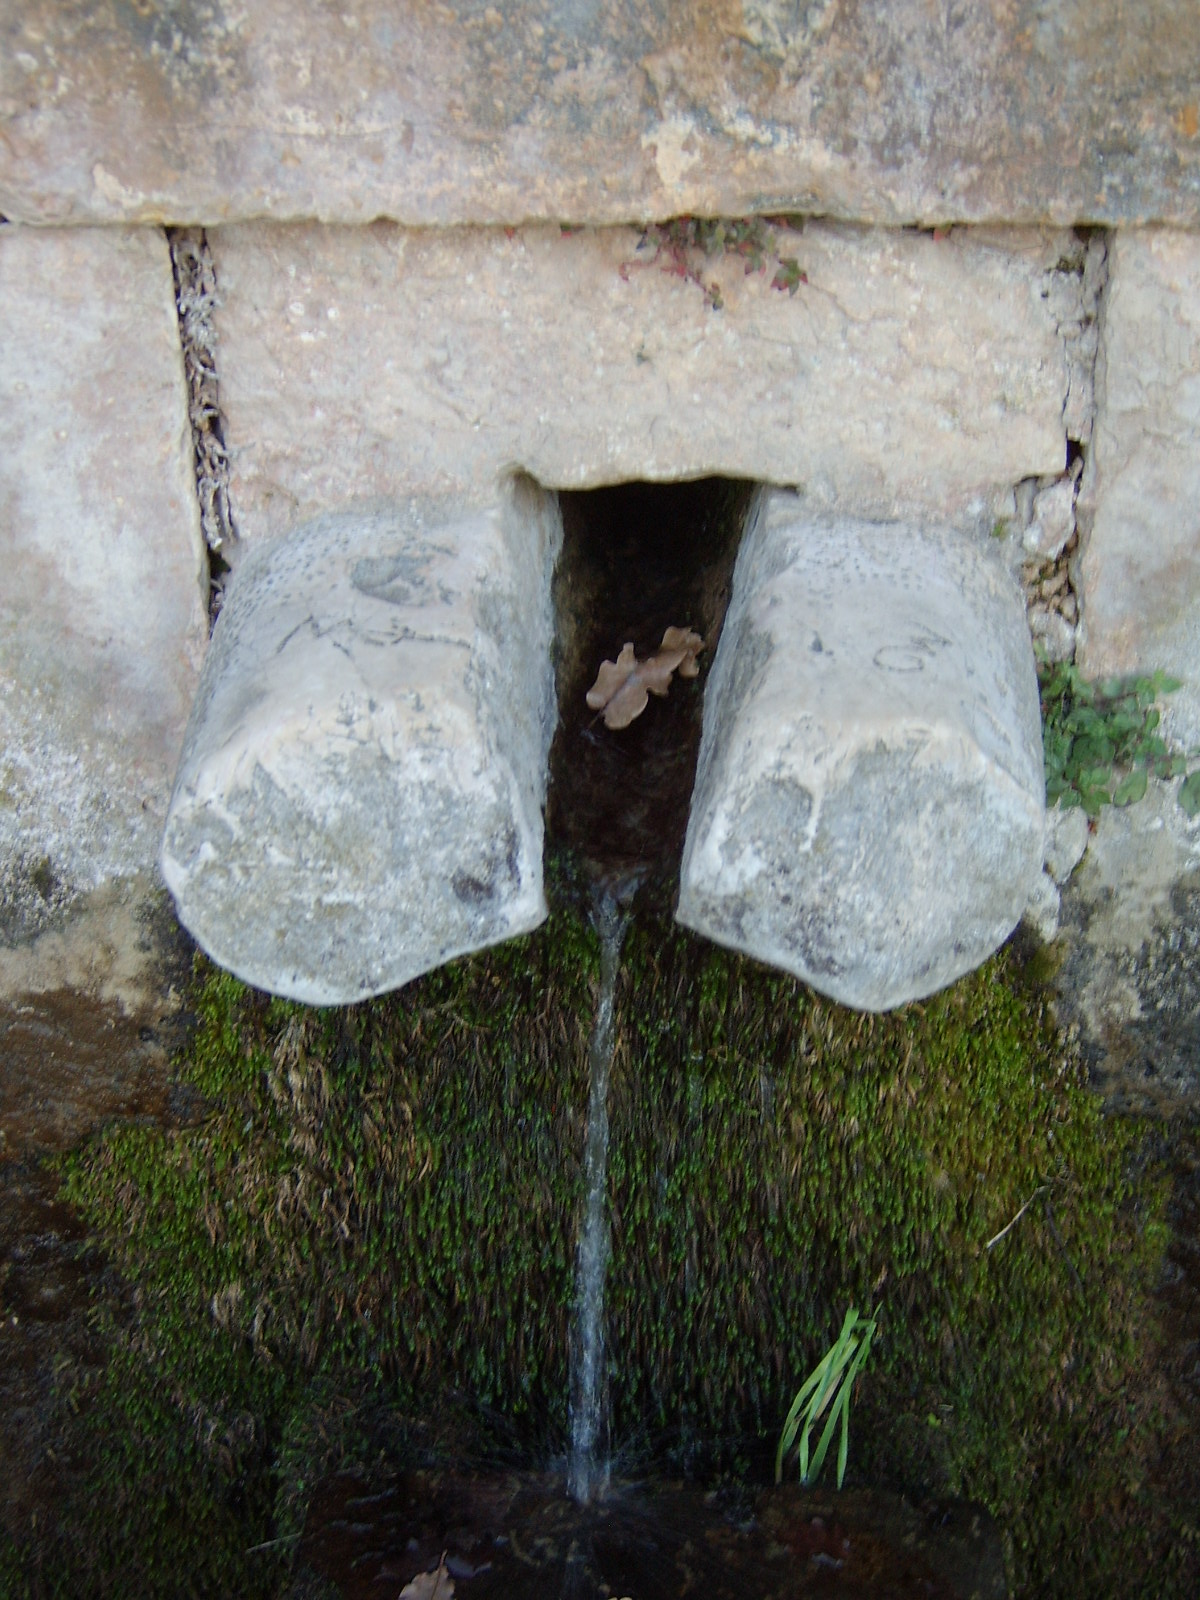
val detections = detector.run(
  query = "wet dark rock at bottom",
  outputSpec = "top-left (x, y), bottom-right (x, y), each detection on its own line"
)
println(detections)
top-left (0, 959), bottom-right (195, 1548)
top-left (0, 987), bottom-right (177, 1159)
top-left (299, 1469), bottom-right (1006, 1600)
top-left (1147, 1121), bottom-right (1200, 1539)
top-left (0, 1162), bottom-right (108, 1542)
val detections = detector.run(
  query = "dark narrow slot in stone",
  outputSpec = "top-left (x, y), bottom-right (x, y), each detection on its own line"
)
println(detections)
top-left (546, 478), bottom-right (757, 904)
top-left (166, 226), bottom-right (238, 627)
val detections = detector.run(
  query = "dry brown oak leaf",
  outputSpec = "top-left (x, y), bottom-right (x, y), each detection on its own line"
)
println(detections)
top-left (399, 1556), bottom-right (454, 1599)
top-left (586, 626), bottom-right (704, 729)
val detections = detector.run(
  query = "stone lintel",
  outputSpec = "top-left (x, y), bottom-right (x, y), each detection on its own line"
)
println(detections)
top-left (211, 219), bottom-right (1073, 545)
top-left (1, 3), bottom-right (1198, 229)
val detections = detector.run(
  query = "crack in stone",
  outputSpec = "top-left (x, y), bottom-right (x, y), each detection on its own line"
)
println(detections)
top-left (167, 225), bottom-right (239, 624)
top-left (1013, 230), bottom-right (1113, 672)
top-left (1064, 228), bottom-right (1113, 660)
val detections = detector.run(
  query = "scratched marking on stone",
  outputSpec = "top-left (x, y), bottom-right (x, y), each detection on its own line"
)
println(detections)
top-left (873, 627), bottom-right (953, 673)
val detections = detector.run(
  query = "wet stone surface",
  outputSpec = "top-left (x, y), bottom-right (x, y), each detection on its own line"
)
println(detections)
top-left (1149, 1124), bottom-right (1200, 1537)
top-left (0, 927), bottom-right (194, 1549)
top-left (1, 920), bottom-right (1199, 1594)
top-left (0, 1163), bottom-right (107, 1545)
top-left (1096, 873), bottom-right (1200, 1108)
top-left (1055, 782), bottom-right (1200, 1116)
top-left (299, 1469), bottom-right (1006, 1600)
top-left (0, 988), bottom-right (174, 1159)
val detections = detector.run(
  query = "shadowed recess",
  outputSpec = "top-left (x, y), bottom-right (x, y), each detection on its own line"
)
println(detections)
top-left (546, 478), bottom-right (756, 898)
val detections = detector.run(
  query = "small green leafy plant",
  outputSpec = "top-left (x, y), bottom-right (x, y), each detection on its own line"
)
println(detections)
top-left (1039, 662), bottom-right (1200, 818)
top-left (775, 1306), bottom-right (877, 1491)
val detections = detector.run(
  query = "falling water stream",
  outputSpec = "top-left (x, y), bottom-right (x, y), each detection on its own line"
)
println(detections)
top-left (550, 481), bottom-right (752, 1508)
top-left (566, 887), bottom-right (628, 1504)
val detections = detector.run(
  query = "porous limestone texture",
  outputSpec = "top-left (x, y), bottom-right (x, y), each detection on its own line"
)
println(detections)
top-left (0, 225), bottom-right (207, 954)
top-left (161, 486), bottom-right (562, 1004)
top-left (1043, 805), bottom-right (1090, 887)
top-left (1057, 780), bottom-right (1200, 1112)
top-left (1024, 478), bottom-right (1076, 562)
top-left (677, 493), bottom-right (1045, 1012)
top-left (211, 220), bottom-right (1074, 541)
top-left (1077, 229), bottom-right (1200, 747)
top-left (1023, 870), bottom-right (1062, 946)
top-left (2, 3), bottom-right (1198, 229)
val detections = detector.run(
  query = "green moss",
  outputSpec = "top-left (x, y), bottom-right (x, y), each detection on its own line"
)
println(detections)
top-left (606, 921), bottom-right (1168, 1585)
top-left (0, 1530), bottom-right (33, 1600)
top-left (17, 910), bottom-right (1177, 1597)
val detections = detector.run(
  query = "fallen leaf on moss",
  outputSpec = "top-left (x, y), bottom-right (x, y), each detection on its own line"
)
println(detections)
top-left (586, 627), bottom-right (704, 729)
top-left (399, 1556), bottom-right (454, 1599)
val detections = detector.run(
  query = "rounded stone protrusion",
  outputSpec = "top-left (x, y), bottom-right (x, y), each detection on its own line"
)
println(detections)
top-left (677, 493), bottom-right (1045, 1011)
top-left (161, 485), bottom-right (562, 1003)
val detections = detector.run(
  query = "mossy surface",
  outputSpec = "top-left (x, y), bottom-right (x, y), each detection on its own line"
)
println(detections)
top-left (8, 911), bottom-right (1182, 1598)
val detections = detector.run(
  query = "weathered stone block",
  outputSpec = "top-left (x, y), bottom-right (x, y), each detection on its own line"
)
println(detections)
top-left (211, 220), bottom-right (1072, 541)
top-left (1057, 780), bottom-right (1200, 1111)
top-left (0, 225), bottom-right (206, 949)
top-left (677, 493), bottom-right (1044, 1011)
top-left (161, 485), bottom-right (561, 1003)
top-left (1077, 229), bottom-right (1200, 747)
top-left (1, 3), bottom-right (1198, 229)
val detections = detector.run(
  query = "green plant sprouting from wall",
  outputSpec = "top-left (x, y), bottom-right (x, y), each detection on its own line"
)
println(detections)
top-left (14, 913), bottom-right (1179, 1599)
top-left (1039, 660), bottom-right (1200, 817)
top-left (619, 215), bottom-right (808, 310)
top-left (776, 1305), bottom-right (876, 1490)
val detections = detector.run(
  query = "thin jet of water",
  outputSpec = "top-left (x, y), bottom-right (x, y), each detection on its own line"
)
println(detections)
top-left (566, 887), bottom-right (628, 1505)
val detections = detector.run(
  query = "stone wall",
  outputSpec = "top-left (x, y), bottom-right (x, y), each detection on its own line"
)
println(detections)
top-left (3, 3), bottom-right (1200, 1099)
top-left (3, 2), bottom-right (1199, 228)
